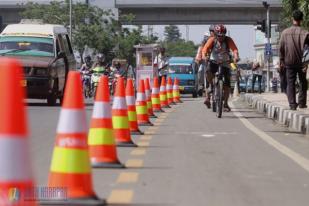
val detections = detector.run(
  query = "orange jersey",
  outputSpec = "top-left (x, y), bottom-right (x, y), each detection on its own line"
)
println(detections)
top-left (202, 36), bottom-right (238, 60)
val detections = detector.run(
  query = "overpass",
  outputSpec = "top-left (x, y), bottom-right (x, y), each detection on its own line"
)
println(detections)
top-left (116, 0), bottom-right (282, 25)
top-left (0, 0), bottom-right (282, 26)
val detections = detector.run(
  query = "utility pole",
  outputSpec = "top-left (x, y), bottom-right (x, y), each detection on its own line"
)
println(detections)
top-left (186, 25), bottom-right (189, 42)
top-left (263, 1), bottom-right (271, 92)
top-left (69, 0), bottom-right (72, 41)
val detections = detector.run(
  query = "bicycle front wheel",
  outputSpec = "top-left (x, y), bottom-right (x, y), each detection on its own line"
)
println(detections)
top-left (216, 80), bottom-right (223, 118)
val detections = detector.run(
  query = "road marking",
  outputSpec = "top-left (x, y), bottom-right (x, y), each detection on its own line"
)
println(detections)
top-left (117, 172), bottom-right (139, 183)
top-left (202, 134), bottom-right (215, 138)
top-left (154, 122), bottom-right (162, 126)
top-left (108, 189), bottom-right (134, 204)
top-left (232, 102), bottom-right (309, 173)
top-left (140, 135), bottom-right (152, 141)
top-left (147, 126), bottom-right (159, 131)
top-left (155, 119), bottom-right (165, 123)
top-left (144, 130), bottom-right (155, 135)
top-left (138, 141), bottom-right (150, 147)
top-left (125, 159), bottom-right (144, 168)
top-left (130, 148), bottom-right (146, 156)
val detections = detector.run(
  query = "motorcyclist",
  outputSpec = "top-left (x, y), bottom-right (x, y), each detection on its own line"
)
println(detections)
top-left (80, 55), bottom-right (92, 73)
top-left (112, 62), bottom-right (127, 78)
top-left (202, 24), bottom-right (239, 111)
top-left (92, 53), bottom-right (109, 74)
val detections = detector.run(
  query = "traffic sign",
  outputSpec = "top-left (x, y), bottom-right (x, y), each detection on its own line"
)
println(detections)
top-left (265, 43), bottom-right (272, 56)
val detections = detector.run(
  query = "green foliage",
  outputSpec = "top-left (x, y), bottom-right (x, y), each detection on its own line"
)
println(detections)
top-left (281, 0), bottom-right (309, 30)
top-left (163, 40), bottom-right (197, 58)
top-left (164, 25), bottom-right (181, 42)
top-left (21, 1), bottom-right (158, 65)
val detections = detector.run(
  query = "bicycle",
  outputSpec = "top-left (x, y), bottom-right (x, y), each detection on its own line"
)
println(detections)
top-left (211, 57), bottom-right (238, 118)
top-left (212, 62), bottom-right (224, 118)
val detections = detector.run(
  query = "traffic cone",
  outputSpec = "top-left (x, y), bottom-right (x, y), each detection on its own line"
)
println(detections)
top-left (167, 77), bottom-right (176, 105)
top-left (126, 78), bottom-right (143, 135)
top-left (160, 76), bottom-right (170, 108)
top-left (173, 78), bottom-right (183, 103)
top-left (233, 81), bottom-right (240, 98)
top-left (151, 77), bottom-right (164, 112)
top-left (88, 76), bottom-right (124, 168)
top-left (46, 71), bottom-right (105, 205)
top-left (144, 78), bottom-right (157, 118)
top-left (112, 77), bottom-right (136, 147)
top-left (0, 58), bottom-right (37, 206)
top-left (136, 79), bottom-right (153, 126)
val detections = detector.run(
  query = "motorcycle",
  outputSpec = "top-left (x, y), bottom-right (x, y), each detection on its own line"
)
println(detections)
top-left (81, 70), bottom-right (92, 98)
top-left (109, 70), bottom-right (126, 96)
top-left (91, 66), bottom-right (108, 97)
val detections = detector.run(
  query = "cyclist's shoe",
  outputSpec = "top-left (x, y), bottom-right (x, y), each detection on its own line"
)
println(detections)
top-left (204, 99), bottom-right (211, 108)
top-left (223, 104), bottom-right (231, 112)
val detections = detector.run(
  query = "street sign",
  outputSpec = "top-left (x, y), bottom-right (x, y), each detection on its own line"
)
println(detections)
top-left (265, 43), bottom-right (272, 56)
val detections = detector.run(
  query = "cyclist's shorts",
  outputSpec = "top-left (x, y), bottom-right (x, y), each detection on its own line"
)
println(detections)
top-left (206, 61), bottom-right (231, 87)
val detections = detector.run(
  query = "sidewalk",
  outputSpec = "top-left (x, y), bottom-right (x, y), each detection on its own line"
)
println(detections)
top-left (240, 91), bottom-right (309, 134)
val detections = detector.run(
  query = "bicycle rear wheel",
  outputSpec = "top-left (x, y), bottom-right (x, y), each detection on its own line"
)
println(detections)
top-left (216, 80), bottom-right (223, 118)
top-left (212, 79), bottom-right (216, 112)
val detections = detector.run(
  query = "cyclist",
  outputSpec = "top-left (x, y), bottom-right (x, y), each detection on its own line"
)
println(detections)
top-left (195, 25), bottom-right (216, 92)
top-left (195, 25), bottom-right (216, 64)
top-left (202, 24), bottom-right (239, 111)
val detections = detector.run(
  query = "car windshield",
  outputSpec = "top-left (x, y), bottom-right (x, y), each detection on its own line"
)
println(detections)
top-left (0, 36), bottom-right (54, 57)
top-left (169, 65), bottom-right (193, 74)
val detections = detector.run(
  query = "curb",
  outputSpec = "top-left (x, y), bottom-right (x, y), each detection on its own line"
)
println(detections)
top-left (240, 94), bottom-right (309, 134)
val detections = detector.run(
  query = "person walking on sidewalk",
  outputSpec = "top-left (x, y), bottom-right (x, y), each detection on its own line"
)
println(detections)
top-left (279, 9), bottom-right (309, 110)
top-left (251, 60), bottom-right (262, 93)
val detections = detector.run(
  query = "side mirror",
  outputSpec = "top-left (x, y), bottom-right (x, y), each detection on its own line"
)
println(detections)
top-left (57, 51), bottom-right (65, 59)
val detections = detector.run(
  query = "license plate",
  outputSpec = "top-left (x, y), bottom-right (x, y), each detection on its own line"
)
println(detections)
top-left (179, 86), bottom-right (184, 91)
top-left (21, 80), bottom-right (27, 87)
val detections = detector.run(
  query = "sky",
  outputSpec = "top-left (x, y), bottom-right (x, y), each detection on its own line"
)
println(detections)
top-left (141, 25), bottom-right (256, 60)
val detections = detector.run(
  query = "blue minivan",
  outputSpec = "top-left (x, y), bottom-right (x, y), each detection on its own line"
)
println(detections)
top-left (167, 57), bottom-right (199, 98)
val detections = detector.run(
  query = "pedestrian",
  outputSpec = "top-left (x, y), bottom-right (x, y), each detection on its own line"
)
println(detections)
top-left (251, 60), bottom-right (263, 93)
top-left (279, 9), bottom-right (309, 110)
top-left (154, 47), bottom-right (169, 84)
top-left (271, 77), bottom-right (278, 93)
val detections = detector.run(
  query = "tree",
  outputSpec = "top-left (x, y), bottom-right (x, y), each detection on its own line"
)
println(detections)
top-left (281, 0), bottom-right (309, 30)
top-left (164, 39), bottom-right (197, 57)
top-left (21, 1), bottom-right (158, 65)
top-left (164, 25), bottom-right (181, 42)
top-left (21, 1), bottom-right (117, 62)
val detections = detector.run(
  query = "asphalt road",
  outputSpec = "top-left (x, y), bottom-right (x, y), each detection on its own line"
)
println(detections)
top-left (26, 96), bottom-right (309, 206)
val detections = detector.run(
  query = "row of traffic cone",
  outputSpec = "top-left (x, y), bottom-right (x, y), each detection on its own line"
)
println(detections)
top-left (0, 57), bottom-right (182, 205)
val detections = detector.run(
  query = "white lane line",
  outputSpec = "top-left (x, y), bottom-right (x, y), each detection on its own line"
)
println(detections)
top-left (231, 101), bottom-right (309, 173)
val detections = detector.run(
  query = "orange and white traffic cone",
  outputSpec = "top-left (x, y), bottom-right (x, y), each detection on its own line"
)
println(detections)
top-left (136, 79), bottom-right (153, 126)
top-left (160, 76), bottom-right (170, 108)
top-left (151, 77), bottom-right (164, 112)
top-left (173, 78), bottom-right (182, 103)
top-left (144, 78), bottom-right (157, 118)
top-left (88, 76), bottom-right (124, 168)
top-left (112, 77), bottom-right (137, 147)
top-left (46, 71), bottom-right (104, 205)
top-left (167, 76), bottom-right (176, 105)
top-left (0, 58), bottom-right (37, 206)
top-left (126, 78), bottom-right (143, 135)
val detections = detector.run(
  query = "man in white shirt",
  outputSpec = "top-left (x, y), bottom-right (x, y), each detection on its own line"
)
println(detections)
top-left (154, 47), bottom-right (168, 83)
